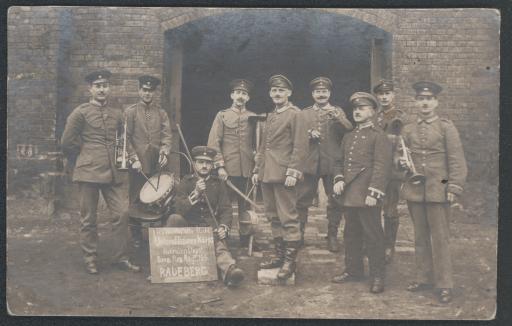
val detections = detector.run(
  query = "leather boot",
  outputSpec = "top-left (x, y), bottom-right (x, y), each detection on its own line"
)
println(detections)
top-left (384, 216), bottom-right (399, 264)
top-left (277, 241), bottom-right (300, 280)
top-left (260, 237), bottom-right (285, 269)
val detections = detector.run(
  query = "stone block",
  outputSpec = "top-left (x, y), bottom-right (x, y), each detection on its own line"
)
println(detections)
top-left (257, 268), bottom-right (295, 285)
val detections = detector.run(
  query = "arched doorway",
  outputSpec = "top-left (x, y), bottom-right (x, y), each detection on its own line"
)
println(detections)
top-left (162, 9), bottom-right (392, 175)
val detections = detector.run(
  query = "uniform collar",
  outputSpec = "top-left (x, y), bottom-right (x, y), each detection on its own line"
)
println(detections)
top-left (379, 104), bottom-right (395, 114)
top-left (417, 115), bottom-right (439, 124)
top-left (357, 120), bottom-right (374, 129)
top-left (275, 102), bottom-right (293, 113)
top-left (90, 99), bottom-right (108, 107)
top-left (139, 101), bottom-right (153, 109)
top-left (230, 106), bottom-right (247, 113)
top-left (313, 103), bottom-right (333, 111)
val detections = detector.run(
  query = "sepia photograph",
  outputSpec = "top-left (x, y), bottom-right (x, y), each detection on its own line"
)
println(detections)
top-left (6, 6), bottom-right (499, 319)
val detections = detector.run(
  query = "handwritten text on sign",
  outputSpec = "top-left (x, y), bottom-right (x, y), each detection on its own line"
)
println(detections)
top-left (149, 227), bottom-right (218, 283)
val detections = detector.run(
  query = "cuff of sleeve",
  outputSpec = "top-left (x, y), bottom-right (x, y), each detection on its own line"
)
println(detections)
top-left (447, 183), bottom-right (463, 195)
top-left (188, 190), bottom-right (200, 205)
top-left (214, 160), bottom-right (225, 169)
top-left (333, 174), bottom-right (344, 184)
top-left (285, 168), bottom-right (302, 179)
top-left (368, 187), bottom-right (385, 200)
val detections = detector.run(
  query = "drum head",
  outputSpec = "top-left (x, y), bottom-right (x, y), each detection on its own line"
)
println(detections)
top-left (139, 173), bottom-right (174, 204)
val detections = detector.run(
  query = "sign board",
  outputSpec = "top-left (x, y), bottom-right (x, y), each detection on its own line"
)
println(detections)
top-left (148, 227), bottom-right (218, 283)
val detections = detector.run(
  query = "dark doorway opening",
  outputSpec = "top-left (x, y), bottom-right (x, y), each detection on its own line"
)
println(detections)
top-left (164, 10), bottom-right (392, 175)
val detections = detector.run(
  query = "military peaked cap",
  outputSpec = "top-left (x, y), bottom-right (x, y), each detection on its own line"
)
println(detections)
top-left (230, 79), bottom-right (253, 93)
top-left (269, 74), bottom-right (293, 90)
top-left (191, 146), bottom-right (217, 162)
top-left (310, 76), bottom-right (332, 90)
top-left (85, 70), bottom-right (112, 84)
top-left (350, 92), bottom-right (379, 110)
top-left (412, 81), bottom-right (443, 96)
top-left (373, 79), bottom-right (394, 93)
top-left (138, 75), bottom-right (161, 90)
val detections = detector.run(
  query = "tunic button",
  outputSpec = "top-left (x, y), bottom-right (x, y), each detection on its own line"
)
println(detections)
top-left (349, 152), bottom-right (353, 154)
top-left (421, 163), bottom-right (426, 167)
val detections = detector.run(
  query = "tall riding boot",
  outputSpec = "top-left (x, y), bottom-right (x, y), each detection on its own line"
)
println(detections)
top-left (277, 241), bottom-right (300, 280)
top-left (327, 218), bottom-right (341, 252)
top-left (260, 237), bottom-right (285, 269)
top-left (384, 216), bottom-right (399, 264)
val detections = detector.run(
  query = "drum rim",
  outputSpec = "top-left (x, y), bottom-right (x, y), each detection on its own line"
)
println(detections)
top-left (139, 173), bottom-right (174, 204)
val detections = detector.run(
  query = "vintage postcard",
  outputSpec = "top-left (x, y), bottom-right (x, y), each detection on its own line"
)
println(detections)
top-left (6, 7), bottom-right (499, 319)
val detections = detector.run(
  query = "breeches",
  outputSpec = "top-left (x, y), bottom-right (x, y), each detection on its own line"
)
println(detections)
top-left (261, 182), bottom-right (300, 242)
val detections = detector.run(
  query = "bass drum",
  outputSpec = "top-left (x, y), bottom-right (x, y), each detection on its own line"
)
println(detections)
top-left (139, 173), bottom-right (176, 214)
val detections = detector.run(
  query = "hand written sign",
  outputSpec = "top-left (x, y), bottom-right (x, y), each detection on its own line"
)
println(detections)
top-left (149, 227), bottom-right (218, 283)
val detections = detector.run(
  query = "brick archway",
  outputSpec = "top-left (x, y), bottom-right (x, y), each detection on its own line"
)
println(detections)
top-left (158, 8), bottom-right (398, 34)
top-left (159, 8), bottom-right (395, 176)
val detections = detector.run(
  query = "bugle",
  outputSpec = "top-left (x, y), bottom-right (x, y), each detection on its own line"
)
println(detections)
top-left (399, 136), bottom-right (425, 185)
top-left (115, 115), bottom-right (129, 171)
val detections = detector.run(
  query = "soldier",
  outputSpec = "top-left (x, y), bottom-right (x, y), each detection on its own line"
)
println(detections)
top-left (373, 79), bottom-right (407, 263)
top-left (125, 75), bottom-right (172, 246)
top-left (252, 74), bottom-right (307, 280)
top-left (400, 81), bottom-right (467, 303)
top-left (166, 146), bottom-right (245, 287)
top-left (332, 92), bottom-right (392, 294)
top-left (297, 77), bottom-right (353, 251)
top-left (207, 79), bottom-right (259, 248)
top-left (61, 70), bottom-right (140, 274)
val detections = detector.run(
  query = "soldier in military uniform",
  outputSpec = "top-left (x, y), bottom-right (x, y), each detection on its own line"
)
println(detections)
top-left (166, 146), bottom-right (245, 287)
top-left (332, 92), bottom-right (392, 293)
top-left (297, 77), bottom-right (353, 251)
top-left (125, 75), bottom-right (172, 246)
top-left (61, 70), bottom-right (140, 274)
top-left (373, 79), bottom-right (407, 263)
top-left (252, 74), bottom-right (307, 280)
top-left (400, 81), bottom-right (467, 303)
top-left (207, 79), bottom-right (259, 247)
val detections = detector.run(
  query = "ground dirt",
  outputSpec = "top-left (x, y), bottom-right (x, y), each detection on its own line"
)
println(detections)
top-left (6, 182), bottom-right (497, 319)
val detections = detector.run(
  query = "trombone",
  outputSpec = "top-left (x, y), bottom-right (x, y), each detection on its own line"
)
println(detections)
top-left (399, 136), bottom-right (425, 185)
top-left (115, 116), bottom-right (129, 171)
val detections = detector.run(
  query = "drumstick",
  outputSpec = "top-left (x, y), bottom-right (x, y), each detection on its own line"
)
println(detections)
top-left (176, 124), bottom-right (220, 229)
top-left (140, 170), bottom-right (158, 191)
top-left (157, 158), bottom-right (162, 190)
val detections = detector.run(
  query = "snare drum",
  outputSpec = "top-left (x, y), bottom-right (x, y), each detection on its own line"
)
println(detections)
top-left (139, 173), bottom-right (176, 214)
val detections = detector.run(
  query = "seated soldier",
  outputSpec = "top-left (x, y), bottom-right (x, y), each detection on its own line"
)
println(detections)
top-left (166, 146), bottom-right (245, 287)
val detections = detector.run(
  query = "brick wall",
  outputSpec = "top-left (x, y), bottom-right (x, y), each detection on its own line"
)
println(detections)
top-left (7, 7), bottom-right (499, 198)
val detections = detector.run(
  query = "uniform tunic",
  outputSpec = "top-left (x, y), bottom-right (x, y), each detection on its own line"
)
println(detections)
top-left (333, 121), bottom-right (392, 278)
top-left (125, 101), bottom-right (172, 204)
top-left (61, 100), bottom-right (130, 263)
top-left (401, 114), bottom-right (467, 289)
top-left (253, 102), bottom-right (307, 242)
top-left (207, 107), bottom-right (259, 236)
top-left (208, 107), bottom-right (258, 178)
top-left (168, 174), bottom-right (236, 281)
top-left (297, 103), bottom-right (352, 227)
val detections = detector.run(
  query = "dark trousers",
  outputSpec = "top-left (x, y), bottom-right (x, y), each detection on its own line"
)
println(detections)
top-left (228, 176), bottom-right (251, 236)
top-left (344, 207), bottom-right (385, 278)
top-left (128, 171), bottom-right (149, 240)
top-left (165, 214), bottom-right (236, 281)
top-left (296, 174), bottom-right (343, 230)
top-left (383, 180), bottom-right (401, 248)
top-left (407, 201), bottom-right (453, 289)
top-left (78, 182), bottom-right (130, 263)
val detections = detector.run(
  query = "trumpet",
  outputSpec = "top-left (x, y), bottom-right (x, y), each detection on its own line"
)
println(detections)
top-left (399, 136), bottom-right (425, 185)
top-left (115, 116), bottom-right (129, 171)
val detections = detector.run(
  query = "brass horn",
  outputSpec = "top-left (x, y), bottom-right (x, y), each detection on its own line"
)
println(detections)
top-left (115, 115), bottom-right (129, 171)
top-left (399, 136), bottom-right (425, 185)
